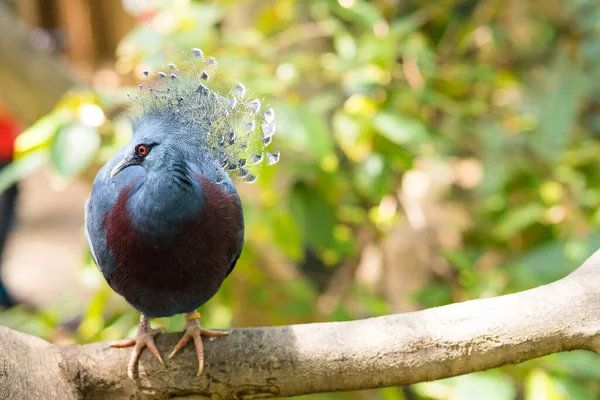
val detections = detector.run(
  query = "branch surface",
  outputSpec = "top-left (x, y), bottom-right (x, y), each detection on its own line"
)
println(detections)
top-left (2, 250), bottom-right (600, 400)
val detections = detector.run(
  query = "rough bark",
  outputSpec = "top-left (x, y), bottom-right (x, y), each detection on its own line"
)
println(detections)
top-left (2, 249), bottom-right (600, 399)
top-left (0, 2), bottom-right (77, 124)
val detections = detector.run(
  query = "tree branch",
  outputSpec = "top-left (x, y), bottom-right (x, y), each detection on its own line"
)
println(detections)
top-left (2, 250), bottom-right (600, 399)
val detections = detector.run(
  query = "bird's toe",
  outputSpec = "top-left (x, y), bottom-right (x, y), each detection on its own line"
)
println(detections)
top-left (168, 312), bottom-right (229, 376)
top-left (111, 315), bottom-right (165, 380)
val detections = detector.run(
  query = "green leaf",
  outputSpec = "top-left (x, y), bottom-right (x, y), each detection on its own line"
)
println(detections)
top-left (477, 123), bottom-right (513, 195)
top-left (271, 211), bottom-right (303, 261)
top-left (354, 153), bottom-right (388, 199)
top-left (507, 236), bottom-right (600, 290)
top-left (290, 182), bottom-right (336, 251)
top-left (14, 109), bottom-right (70, 155)
top-left (414, 282), bottom-right (453, 308)
top-left (0, 150), bottom-right (47, 193)
top-left (525, 369), bottom-right (567, 400)
top-left (50, 123), bottom-right (100, 177)
top-left (551, 351), bottom-right (600, 380)
top-left (331, 0), bottom-right (382, 28)
top-left (333, 112), bottom-right (373, 161)
top-left (492, 203), bottom-right (544, 240)
top-left (334, 33), bottom-right (357, 60)
top-left (373, 112), bottom-right (430, 148)
top-left (414, 371), bottom-right (516, 400)
top-left (275, 103), bottom-right (333, 159)
top-left (531, 55), bottom-right (588, 161)
top-left (551, 375), bottom-right (597, 400)
top-left (452, 371), bottom-right (516, 400)
top-left (186, 3), bottom-right (224, 28)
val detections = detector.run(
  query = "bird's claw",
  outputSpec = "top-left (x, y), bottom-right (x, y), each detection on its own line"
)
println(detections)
top-left (168, 313), bottom-right (229, 376)
top-left (111, 316), bottom-right (165, 380)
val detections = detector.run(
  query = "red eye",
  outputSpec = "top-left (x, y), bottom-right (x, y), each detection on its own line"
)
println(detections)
top-left (137, 145), bottom-right (148, 156)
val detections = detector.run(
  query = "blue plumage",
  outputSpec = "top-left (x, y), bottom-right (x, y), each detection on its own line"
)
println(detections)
top-left (84, 49), bottom-right (277, 378)
top-left (86, 117), bottom-right (244, 317)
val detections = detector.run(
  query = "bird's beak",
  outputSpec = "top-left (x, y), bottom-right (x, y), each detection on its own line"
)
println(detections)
top-left (110, 155), bottom-right (137, 178)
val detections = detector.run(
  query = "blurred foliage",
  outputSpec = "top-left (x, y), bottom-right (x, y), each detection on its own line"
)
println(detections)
top-left (4, 0), bottom-right (600, 398)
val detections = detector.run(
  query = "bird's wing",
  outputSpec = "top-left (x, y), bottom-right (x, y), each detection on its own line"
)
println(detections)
top-left (85, 149), bottom-right (142, 283)
top-left (84, 197), bottom-right (100, 267)
top-left (225, 227), bottom-right (244, 278)
top-left (224, 187), bottom-right (244, 278)
top-left (85, 171), bottom-right (120, 282)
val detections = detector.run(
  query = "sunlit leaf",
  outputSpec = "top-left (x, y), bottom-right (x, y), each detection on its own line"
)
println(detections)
top-left (354, 153), bottom-right (388, 199)
top-left (525, 369), bottom-right (567, 400)
top-left (275, 103), bottom-right (333, 159)
top-left (0, 150), bottom-right (47, 193)
top-left (373, 112), bottom-right (430, 148)
top-left (14, 109), bottom-right (70, 155)
top-left (414, 371), bottom-right (516, 400)
top-left (50, 123), bottom-right (101, 177)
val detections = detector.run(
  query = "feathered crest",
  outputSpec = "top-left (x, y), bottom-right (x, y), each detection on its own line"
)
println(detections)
top-left (129, 48), bottom-right (279, 184)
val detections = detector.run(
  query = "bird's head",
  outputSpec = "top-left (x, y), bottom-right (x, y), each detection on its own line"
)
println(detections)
top-left (111, 48), bottom-right (279, 183)
top-left (109, 118), bottom-right (182, 178)
top-left (110, 142), bottom-right (157, 178)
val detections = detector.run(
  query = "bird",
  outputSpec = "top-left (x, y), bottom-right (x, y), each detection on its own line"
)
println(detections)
top-left (84, 48), bottom-right (279, 379)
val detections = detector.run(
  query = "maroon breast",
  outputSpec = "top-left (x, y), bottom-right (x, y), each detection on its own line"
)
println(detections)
top-left (102, 177), bottom-right (243, 317)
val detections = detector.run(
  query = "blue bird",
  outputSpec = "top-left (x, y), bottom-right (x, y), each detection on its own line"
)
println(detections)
top-left (85, 49), bottom-right (278, 379)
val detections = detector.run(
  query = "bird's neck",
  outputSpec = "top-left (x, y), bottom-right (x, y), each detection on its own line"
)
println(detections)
top-left (129, 159), bottom-right (203, 237)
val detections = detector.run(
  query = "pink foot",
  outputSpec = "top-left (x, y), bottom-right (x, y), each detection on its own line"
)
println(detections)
top-left (111, 314), bottom-right (165, 379)
top-left (168, 312), bottom-right (229, 376)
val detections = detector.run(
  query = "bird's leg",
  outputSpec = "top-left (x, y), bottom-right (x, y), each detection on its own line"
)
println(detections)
top-left (111, 313), bottom-right (165, 380)
top-left (168, 312), bottom-right (229, 376)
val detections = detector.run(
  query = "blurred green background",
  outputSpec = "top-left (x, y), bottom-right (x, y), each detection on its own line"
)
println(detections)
top-left (1, 0), bottom-right (600, 399)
